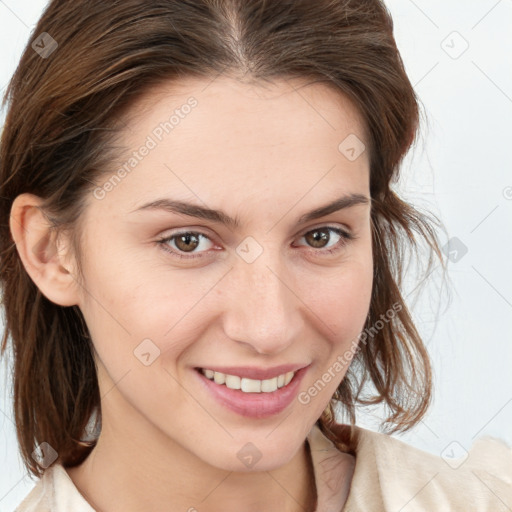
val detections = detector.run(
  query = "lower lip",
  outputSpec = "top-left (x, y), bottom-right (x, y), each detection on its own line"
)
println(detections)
top-left (195, 366), bottom-right (309, 419)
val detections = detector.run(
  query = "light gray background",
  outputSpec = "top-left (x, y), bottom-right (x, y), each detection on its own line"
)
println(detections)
top-left (1, 0), bottom-right (511, 509)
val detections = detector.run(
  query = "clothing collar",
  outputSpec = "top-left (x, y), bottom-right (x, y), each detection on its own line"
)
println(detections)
top-left (306, 422), bottom-right (385, 512)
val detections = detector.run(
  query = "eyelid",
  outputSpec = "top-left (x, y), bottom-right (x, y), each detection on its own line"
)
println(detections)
top-left (158, 222), bottom-right (352, 242)
top-left (298, 221), bottom-right (352, 236)
top-left (156, 223), bottom-right (354, 260)
top-left (293, 225), bottom-right (354, 250)
top-left (156, 226), bottom-right (220, 247)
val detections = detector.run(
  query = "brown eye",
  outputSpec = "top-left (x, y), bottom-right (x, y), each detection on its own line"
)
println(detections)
top-left (157, 226), bottom-right (353, 261)
top-left (157, 231), bottom-right (215, 260)
top-left (295, 226), bottom-right (353, 255)
top-left (304, 228), bottom-right (331, 248)
top-left (174, 232), bottom-right (201, 252)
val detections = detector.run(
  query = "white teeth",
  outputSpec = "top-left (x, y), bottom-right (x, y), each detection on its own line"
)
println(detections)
top-left (225, 374), bottom-right (241, 390)
top-left (213, 372), bottom-right (226, 385)
top-left (241, 378), bottom-right (261, 393)
top-left (201, 368), bottom-right (296, 393)
top-left (261, 377), bottom-right (278, 392)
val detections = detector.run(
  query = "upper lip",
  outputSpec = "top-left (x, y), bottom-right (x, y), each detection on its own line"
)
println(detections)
top-left (196, 364), bottom-right (309, 380)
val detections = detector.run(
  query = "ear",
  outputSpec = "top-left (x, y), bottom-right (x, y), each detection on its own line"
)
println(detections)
top-left (9, 193), bottom-right (81, 307)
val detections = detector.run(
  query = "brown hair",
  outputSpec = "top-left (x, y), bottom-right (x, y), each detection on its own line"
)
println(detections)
top-left (0, 0), bottom-right (447, 477)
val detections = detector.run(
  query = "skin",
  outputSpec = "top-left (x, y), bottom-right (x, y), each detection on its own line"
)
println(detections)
top-left (11, 75), bottom-right (373, 512)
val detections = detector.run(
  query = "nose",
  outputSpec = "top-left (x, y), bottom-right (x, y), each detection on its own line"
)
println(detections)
top-left (222, 256), bottom-right (305, 355)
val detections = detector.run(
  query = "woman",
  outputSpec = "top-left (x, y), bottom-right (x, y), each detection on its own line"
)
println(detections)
top-left (1, 0), bottom-right (511, 511)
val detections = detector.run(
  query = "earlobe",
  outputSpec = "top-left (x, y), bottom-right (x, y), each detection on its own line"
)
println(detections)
top-left (9, 193), bottom-right (81, 307)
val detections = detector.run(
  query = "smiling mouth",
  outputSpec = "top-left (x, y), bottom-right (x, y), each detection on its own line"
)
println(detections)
top-left (198, 368), bottom-right (295, 393)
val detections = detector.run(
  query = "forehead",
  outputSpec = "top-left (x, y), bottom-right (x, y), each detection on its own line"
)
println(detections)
top-left (93, 75), bottom-right (370, 220)
top-left (127, 75), bottom-right (368, 146)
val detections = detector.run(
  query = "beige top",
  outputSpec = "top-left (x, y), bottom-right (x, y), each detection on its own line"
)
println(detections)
top-left (16, 423), bottom-right (512, 511)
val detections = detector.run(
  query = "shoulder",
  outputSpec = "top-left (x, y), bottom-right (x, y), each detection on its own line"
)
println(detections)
top-left (15, 464), bottom-right (95, 512)
top-left (334, 423), bottom-right (512, 511)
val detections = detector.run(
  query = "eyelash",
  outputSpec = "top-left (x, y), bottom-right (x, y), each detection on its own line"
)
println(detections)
top-left (156, 226), bottom-right (355, 260)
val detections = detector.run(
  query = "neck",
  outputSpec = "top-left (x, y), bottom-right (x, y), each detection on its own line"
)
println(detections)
top-left (66, 405), bottom-right (317, 512)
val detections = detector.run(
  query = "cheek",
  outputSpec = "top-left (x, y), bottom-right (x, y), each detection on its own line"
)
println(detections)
top-left (295, 259), bottom-right (373, 413)
top-left (76, 260), bottom-right (206, 422)
top-left (77, 246), bottom-right (220, 373)
top-left (302, 252), bottom-right (373, 346)
top-left (294, 247), bottom-right (373, 407)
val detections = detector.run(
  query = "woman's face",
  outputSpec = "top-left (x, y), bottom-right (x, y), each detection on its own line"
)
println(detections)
top-left (72, 76), bottom-right (373, 471)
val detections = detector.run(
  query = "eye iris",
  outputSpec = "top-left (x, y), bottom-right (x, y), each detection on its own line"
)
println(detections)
top-left (175, 233), bottom-right (200, 252)
top-left (306, 229), bottom-right (329, 248)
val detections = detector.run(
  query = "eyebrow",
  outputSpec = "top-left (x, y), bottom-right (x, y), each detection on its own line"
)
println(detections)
top-left (129, 193), bottom-right (370, 229)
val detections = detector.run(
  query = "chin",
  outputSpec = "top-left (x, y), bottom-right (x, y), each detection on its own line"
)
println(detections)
top-left (197, 434), bottom-right (304, 473)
